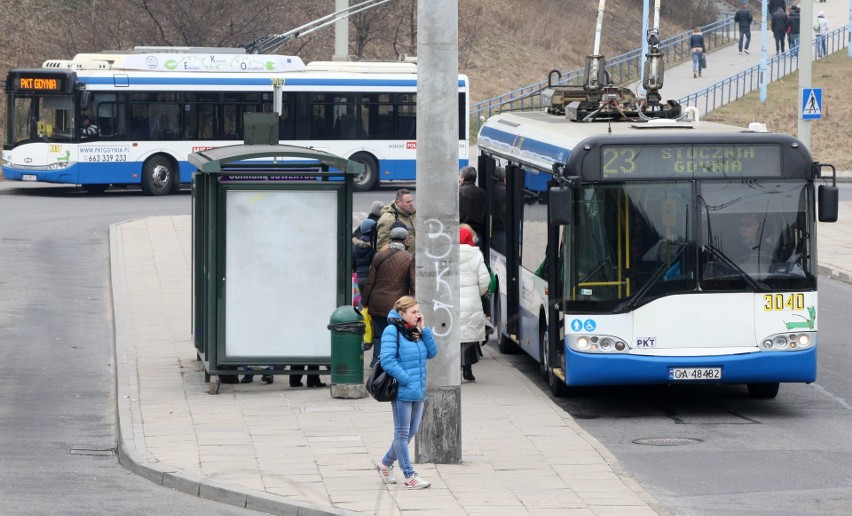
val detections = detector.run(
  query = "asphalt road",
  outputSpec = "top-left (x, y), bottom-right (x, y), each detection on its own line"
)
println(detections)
top-left (0, 183), bottom-right (251, 515)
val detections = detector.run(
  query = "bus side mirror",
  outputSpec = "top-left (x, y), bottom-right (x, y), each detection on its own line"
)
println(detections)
top-left (818, 185), bottom-right (838, 223)
top-left (549, 187), bottom-right (572, 225)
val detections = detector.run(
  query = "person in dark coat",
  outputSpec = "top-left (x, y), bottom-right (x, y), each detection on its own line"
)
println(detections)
top-left (787, 5), bottom-right (800, 56)
top-left (733, 2), bottom-right (753, 54)
top-left (353, 200), bottom-right (384, 248)
top-left (352, 218), bottom-right (377, 297)
top-left (771, 6), bottom-right (789, 54)
top-left (361, 227), bottom-right (415, 366)
top-left (458, 165), bottom-right (487, 242)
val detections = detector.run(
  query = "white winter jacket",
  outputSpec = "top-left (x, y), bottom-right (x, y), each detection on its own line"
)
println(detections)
top-left (459, 244), bottom-right (490, 343)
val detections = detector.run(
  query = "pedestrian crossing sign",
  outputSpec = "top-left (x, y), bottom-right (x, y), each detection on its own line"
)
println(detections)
top-left (801, 88), bottom-right (822, 120)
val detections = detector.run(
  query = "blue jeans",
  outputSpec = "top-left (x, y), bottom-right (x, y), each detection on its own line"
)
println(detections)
top-left (381, 399), bottom-right (424, 478)
top-left (816, 35), bottom-right (827, 57)
top-left (692, 50), bottom-right (702, 72)
top-left (789, 34), bottom-right (800, 56)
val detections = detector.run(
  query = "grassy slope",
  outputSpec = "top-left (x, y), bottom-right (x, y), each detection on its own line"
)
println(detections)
top-left (703, 52), bottom-right (852, 171)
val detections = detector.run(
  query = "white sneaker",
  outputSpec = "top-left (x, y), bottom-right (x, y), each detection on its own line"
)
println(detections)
top-left (744, 49), bottom-right (749, 54)
top-left (403, 473), bottom-right (430, 489)
top-left (375, 461), bottom-right (397, 484)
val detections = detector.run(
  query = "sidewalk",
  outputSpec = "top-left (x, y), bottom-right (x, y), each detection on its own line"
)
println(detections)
top-left (652, 0), bottom-right (850, 113)
top-left (111, 195), bottom-right (852, 515)
top-left (111, 216), bottom-right (662, 515)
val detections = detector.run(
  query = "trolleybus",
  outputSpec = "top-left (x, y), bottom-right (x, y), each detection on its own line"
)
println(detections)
top-left (477, 84), bottom-right (838, 399)
top-left (3, 48), bottom-right (469, 194)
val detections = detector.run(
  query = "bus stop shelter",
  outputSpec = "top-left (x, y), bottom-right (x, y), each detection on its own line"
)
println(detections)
top-left (189, 143), bottom-right (363, 394)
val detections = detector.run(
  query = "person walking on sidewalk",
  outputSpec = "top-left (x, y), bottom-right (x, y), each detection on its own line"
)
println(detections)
top-left (815, 11), bottom-right (829, 58)
top-left (374, 296), bottom-right (438, 489)
top-left (734, 2), bottom-right (753, 54)
top-left (689, 27), bottom-right (705, 78)
top-left (459, 226), bottom-right (490, 382)
top-left (787, 5), bottom-right (801, 56)
top-left (771, 6), bottom-right (789, 54)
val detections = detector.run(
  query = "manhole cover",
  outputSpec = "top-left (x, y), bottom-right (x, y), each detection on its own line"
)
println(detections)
top-left (632, 437), bottom-right (703, 446)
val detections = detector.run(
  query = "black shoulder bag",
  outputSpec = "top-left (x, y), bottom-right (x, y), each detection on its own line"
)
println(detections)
top-left (366, 329), bottom-right (400, 402)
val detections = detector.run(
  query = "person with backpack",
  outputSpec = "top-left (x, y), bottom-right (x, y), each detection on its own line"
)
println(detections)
top-left (733, 2), bottom-right (753, 54)
top-left (375, 188), bottom-right (416, 254)
top-left (815, 11), bottom-right (829, 58)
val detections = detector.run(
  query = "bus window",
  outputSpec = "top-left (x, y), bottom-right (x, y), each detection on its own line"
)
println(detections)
top-left (397, 97), bottom-right (416, 139)
top-left (521, 189), bottom-right (549, 275)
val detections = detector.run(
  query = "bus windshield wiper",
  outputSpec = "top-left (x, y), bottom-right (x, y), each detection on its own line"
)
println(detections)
top-left (703, 243), bottom-right (768, 291)
top-left (614, 242), bottom-right (686, 313)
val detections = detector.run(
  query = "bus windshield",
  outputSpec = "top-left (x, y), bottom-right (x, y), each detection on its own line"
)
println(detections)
top-left (8, 93), bottom-right (77, 145)
top-left (565, 180), bottom-right (814, 313)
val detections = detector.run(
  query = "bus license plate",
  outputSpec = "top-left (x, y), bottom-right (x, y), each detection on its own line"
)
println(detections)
top-left (669, 367), bottom-right (722, 381)
top-left (22, 174), bottom-right (37, 181)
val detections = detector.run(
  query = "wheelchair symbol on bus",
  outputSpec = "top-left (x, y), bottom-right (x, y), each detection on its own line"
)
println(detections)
top-left (571, 319), bottom-right (597, 332)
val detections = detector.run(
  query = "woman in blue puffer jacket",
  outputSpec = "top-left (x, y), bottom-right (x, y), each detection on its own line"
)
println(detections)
top-left (374, 296), bottom-right (438, 489)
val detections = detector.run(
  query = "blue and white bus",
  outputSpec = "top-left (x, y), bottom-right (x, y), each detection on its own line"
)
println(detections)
top-left (3, 48), bottom-right (469, 194)
top-left (477, 94), bottom-right (839, 399)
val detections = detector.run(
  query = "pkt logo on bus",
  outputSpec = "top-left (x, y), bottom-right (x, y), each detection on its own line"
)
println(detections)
top-left (406, 141), bottom-right (416, 150)
top-left (636, 337), bottom-right (656, 348)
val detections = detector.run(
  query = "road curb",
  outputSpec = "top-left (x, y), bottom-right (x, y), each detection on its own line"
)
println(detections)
top-left (109, 221), bottom-right (358, 516)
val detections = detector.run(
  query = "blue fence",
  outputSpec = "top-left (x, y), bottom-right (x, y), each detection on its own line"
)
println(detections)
top-left (678, 26), bottom-right (849, 113)
top-left (470, 17), bottom-right (737, 133)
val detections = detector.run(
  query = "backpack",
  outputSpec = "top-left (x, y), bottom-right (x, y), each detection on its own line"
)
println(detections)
top-left (813, 20), bottom-right (820, 32)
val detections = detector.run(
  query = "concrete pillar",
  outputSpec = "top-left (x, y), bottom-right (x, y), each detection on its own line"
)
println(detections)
top-left (414, 0), bottom-right (461, 464)
top-left (798, 0), bottom-right (814, 147)
top-left (333, 0), bottom-right (349, 61)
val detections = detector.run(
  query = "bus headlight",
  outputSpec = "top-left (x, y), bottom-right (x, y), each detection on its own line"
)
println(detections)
top-left (48, 161), bottom-right (71, 170)
top-left (759, 332), bottom-right (814, 351)
top-left (569, 334), bottom-right (628, 354)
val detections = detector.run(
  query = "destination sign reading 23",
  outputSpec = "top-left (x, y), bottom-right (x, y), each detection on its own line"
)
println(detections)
top-left (601, 144), bottom-right (781, 179)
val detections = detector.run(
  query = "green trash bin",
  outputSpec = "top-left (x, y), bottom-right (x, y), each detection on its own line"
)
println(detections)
top-left (328, 306), bottom-right (365, 385)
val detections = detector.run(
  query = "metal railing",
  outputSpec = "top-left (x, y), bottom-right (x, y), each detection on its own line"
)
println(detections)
top-left (470, 17), bottom-right (737, 133)
top-left (678, 26), bottom-right (849, 113)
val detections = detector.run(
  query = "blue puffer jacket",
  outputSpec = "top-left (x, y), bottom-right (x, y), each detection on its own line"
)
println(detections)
top-left (379, 310), bottom-right (438, 401)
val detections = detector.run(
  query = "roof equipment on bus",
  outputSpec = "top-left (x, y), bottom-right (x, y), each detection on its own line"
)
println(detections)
top-left (240, 0), bottom-right (392, 54)
top-left (539, 0), bottom-right (681, 123)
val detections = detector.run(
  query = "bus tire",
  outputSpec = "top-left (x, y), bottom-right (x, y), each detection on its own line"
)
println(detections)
top-left (350, 152), bottom-right (379, 192)
top-left (82, 184), bottom-right (109, 194)
top-left (540, 321), bottom-right (569, 397)
top-left (747, 382), bottom-right (779, 399)
top-left (141, 154), bottom-right (176, 196)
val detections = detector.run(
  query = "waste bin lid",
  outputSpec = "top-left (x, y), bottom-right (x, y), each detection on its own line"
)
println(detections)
top-left (329, 305), bottom-right (362, 324)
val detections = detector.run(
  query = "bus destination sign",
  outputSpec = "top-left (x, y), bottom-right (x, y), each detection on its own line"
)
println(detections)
top-left (12, 73), bottom-right (68, 93)
top-left (601, 144), bottom-right (781, 179)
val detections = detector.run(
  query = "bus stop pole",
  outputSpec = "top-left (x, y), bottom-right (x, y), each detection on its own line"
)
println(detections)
top-left (415, 0), bottom-right (462, 464)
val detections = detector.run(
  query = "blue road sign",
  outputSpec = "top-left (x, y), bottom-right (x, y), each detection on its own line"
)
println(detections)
top-left (802, 88), bottom-right (822, 120)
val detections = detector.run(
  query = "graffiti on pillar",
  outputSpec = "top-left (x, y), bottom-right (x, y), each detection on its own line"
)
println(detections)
top-left (424, 218), bottom-right (454, 337)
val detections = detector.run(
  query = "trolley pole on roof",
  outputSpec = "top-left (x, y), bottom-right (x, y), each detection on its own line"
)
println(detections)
top-left (415, 0), bottom-right (462, 464)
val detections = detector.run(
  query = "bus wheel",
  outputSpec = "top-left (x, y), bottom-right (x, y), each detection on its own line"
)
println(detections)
top-left (747, 382), bottom-right (779, 399)
top-left (541, 322), bottom-right (569, 397)
top-left (82, 184), bottom-right (109, 194)
top-left (142, 155), bottom-right (175, 196)
top-left (350, 152), bottom-right (379, 192)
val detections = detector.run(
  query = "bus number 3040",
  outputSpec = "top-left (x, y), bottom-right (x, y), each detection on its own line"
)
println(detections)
top-left (763, 293), bottom-right (806, 311)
